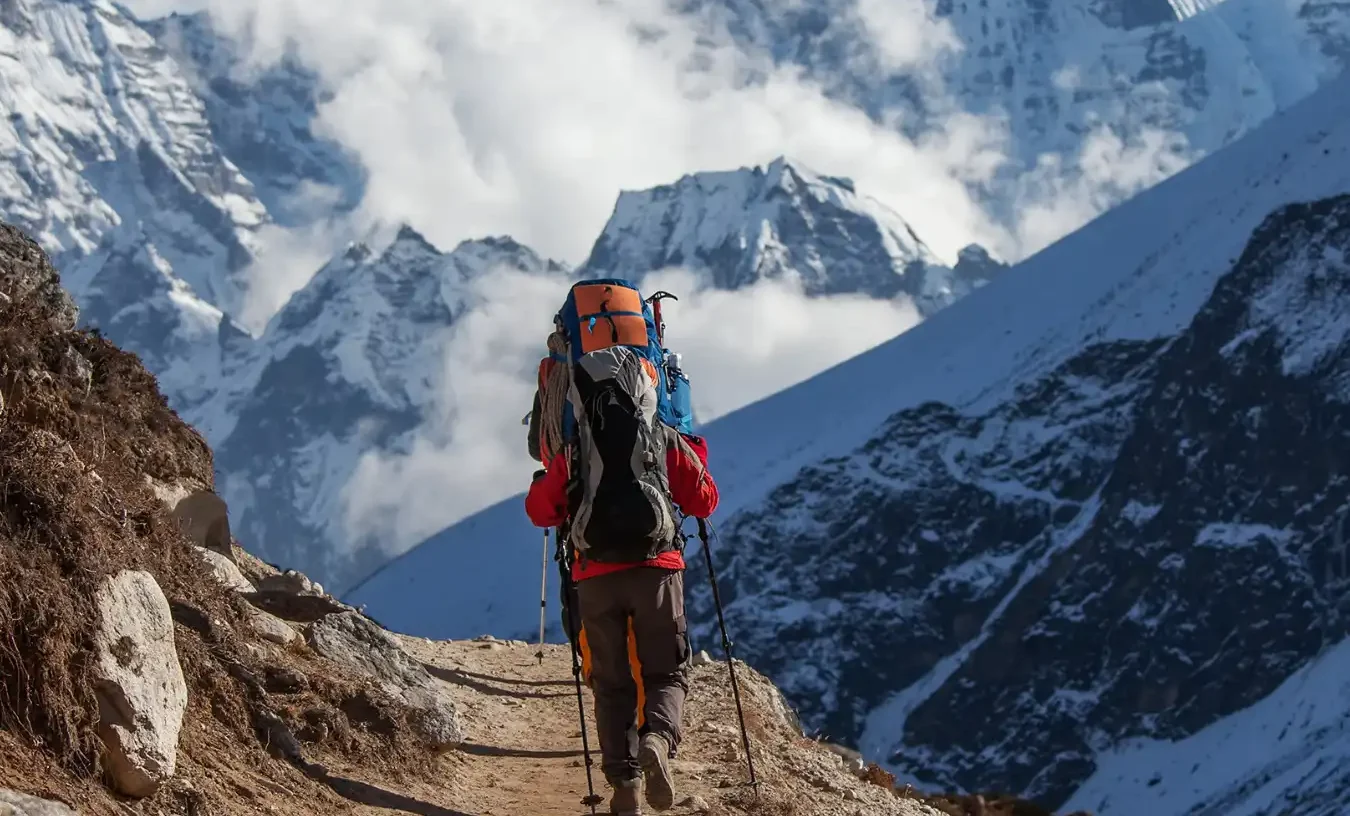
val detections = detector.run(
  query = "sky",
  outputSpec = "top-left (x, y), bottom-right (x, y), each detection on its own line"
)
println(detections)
top-left (119, 0), bottom-right (1203, 557)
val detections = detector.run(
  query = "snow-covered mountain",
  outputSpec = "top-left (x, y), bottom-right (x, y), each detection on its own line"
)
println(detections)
top-left (582, 156), bottom-right (1004, 312)
top-left (703, 0), bottom-right (1350, 226)
top-left (347, 67), bottom-right (1350, 816)
top-left (0, 0), bottom-right (263, 311)
top-left (215, 156), bottom-right (990, 595)
top-left (143, 11), bottom-right (365, 225)
top-left (210, 227), bottom-right (569, 589)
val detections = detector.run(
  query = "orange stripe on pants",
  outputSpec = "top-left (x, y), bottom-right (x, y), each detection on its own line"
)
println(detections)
top-left (578, 617), bottom-right (646, 729)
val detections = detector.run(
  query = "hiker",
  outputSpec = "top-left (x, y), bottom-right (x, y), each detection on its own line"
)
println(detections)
top-left (524, 352), bottom-right (719, 814)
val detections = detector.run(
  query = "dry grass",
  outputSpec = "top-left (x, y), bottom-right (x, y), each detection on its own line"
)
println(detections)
top-left (0, 223), bottom-right (430, 812)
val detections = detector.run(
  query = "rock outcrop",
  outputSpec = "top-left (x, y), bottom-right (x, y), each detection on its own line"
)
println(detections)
top-left (0, 790), bottom-right (77, 816)
top-left (91, 569), bottom-right (188, 797)
top-left (307, 612), bottom-right (465, 748)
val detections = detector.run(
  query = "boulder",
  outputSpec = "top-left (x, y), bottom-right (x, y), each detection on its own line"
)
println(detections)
top-left (92, 570), bottom-right (188, 797)
top-left (193, 546), bottom-right (254, 592)
top-left (306, 613), bottom-right (464, 748)
top-left (248, 609), bottom-right (299, 647)
top-left (257, 569), bottom-right (324, 597)
top-left (243, 590), bottom-right (351, 623)
top-left (171, 490), bottom-right (232, 558)
top-left (0, 789), bottom-right (78, 815)
top-left (0, 223), bottom-right (79, 331)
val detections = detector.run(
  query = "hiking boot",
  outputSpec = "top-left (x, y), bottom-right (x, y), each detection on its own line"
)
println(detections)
top-left (610, 779), bottom-right (642, 816)
top-left (638, 733), bottom-right (676, 811)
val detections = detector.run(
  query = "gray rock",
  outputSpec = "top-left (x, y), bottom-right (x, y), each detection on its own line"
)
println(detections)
top-left (257, 569), bottom-right (324, 597)
top-left (306, 612), bottom-right (464, 748)
top-left (263, 666), bottom-right (309, 694)
top-left (248, 609), bottom-right (299, 646)
top-left (92, 570), bottom-right (187, 798)
top-left (691, 650), bottom-right (715, 667)
top-left (0, 789), bottom-right (78, 815)
top-left (171, 490), bottom-right (232, 558)
top-left (0, 222), bottom-right (79, 331)
top-left (823, 741), bottom-right (863, 763)
top-left (243, 589), bottom-right (351, 622)
top-left (193, 546), bottom-right (254, 592)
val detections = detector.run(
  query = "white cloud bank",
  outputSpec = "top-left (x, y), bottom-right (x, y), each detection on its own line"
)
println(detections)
top-left (127, 0), bottom-right (1008, 279)
top-left (338, 265), bottom-right (922, 555)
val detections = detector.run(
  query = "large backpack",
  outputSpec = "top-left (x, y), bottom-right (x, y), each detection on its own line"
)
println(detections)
top-left (565, 344), bottom-right (677, 562)
top-left (528, 279), bottom-right (694, 464)
top-left (537, 279), bottom-right (696, 561)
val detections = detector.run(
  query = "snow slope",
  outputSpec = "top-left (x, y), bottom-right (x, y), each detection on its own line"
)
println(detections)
top-left (0, 0), bottom-right (264, 310)
top-left (1063, 635), bottom-right (1350, 816)
top-left (144, 11), bottom-right (365, 224)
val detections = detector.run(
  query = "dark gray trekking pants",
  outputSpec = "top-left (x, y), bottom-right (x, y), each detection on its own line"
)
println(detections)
top-left (576, 566), bottom-right (690, 785)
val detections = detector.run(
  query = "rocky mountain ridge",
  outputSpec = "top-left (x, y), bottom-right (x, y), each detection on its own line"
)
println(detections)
top-left (685, 77), bottom-right (1350, 815)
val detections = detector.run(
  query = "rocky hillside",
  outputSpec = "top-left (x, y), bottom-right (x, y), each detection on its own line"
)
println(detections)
top-left (0, 218), bottom-right (1031, 816)
top-left (0, 220), bottom-right (465, 813)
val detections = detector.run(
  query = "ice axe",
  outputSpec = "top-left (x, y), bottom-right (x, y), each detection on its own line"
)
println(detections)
top-left (645, 290), bottom-right (678, 346)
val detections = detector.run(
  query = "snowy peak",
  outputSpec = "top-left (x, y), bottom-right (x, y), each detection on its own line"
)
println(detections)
top-left (583, 155), bottom-right (997, 310)
top-left (213, 229), bottom-right (569, 592)
top-left (144, 10), bottom-right (365, 224)
top-left (0, 0), bottom-right (265, 305)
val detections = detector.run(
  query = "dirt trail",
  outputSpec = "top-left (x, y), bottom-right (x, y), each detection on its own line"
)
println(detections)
top-left (316, 636), bottom-right (941, 816)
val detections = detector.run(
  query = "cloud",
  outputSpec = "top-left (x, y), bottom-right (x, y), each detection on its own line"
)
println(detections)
top-left (338, 267), bottom-right (921, 556)
top-left (125, 0), bottom-right (1015, 281)
top-left (1011, 126), bottom-right (1196, 255)
top-left (853, 0), bottom-right (963, 73)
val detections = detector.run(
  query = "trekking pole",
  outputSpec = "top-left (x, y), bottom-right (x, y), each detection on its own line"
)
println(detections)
top-left (535, 528), bottom-right (549, 665)
top-left (697, 518), bottom-right (758, 788)
top-left (561, 539), bottom-right (605, 813)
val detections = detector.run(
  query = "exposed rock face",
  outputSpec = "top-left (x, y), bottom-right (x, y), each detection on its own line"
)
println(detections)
top-left (171, 490), bottom-right (233, 558)
top-left (193, 546), bottom-right (254, 593)
top-left (306, 612), bottom-right (465, 748)
top-left (0, 789), bottom-right (78, 816)
top-left (92, 570), bottom-right (188, 798)
top-left (0, 224), bottom-right (78, 332)
top-left (247, 609), bottom-right (299, 647)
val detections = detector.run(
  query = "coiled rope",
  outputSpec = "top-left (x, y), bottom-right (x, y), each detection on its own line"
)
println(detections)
top-left (539, 329), bottom-right (572, 463)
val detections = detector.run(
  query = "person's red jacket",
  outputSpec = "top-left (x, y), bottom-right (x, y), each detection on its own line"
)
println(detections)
top-left (525, 433), bottom-right (719, 581)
